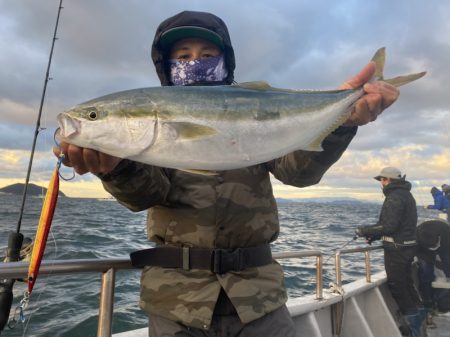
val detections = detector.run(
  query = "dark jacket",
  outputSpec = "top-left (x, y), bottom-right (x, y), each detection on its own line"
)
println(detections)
top-left (100, 11), bottom-right (358, 329)
top-left (359, 180), bottom-right (417, 245)
top-left (417, 220), bottom-right (450, 275)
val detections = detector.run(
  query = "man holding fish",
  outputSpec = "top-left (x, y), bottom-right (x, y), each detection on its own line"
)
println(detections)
top-left (54, 10), bottom-right (422, 337)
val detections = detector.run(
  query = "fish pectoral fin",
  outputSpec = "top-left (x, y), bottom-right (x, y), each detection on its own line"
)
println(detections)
top-left (169, 122), bottom-right (217, 140)
top-left (179, 169), bottom-right (219, 176)
top-left (237, 81), bottom-right (273, 91)
top-left (384, 72), bottom-right (427, 87)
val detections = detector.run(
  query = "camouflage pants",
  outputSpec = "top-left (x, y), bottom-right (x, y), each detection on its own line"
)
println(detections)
top-left (148, 305), bottom-right (296, 337)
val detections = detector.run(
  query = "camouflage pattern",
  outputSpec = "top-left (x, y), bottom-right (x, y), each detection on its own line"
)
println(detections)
top-left (99, 128), bottom-right (356, 329)
top-left (148, 304), bottom-right (296, 336)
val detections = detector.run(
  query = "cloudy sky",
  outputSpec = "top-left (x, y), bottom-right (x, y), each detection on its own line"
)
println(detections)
top-left (0, 0), bottom-right (448, 204)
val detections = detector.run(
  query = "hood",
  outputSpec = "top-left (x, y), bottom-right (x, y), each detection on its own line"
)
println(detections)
top-left (383, 179), bottom-right (412, 195)
top-left (151, 11), bottom-right (236, 86)
top-left (431, 187), bottom-right (441, 196)
top-left (417, 220), bottom-right (443, 249)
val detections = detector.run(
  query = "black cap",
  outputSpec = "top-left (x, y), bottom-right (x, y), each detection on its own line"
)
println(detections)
top-left (159, 26), bottom-right (225, 51)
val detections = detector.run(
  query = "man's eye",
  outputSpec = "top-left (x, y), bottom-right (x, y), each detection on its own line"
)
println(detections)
top-left (177, 54), bottom-right (190, 60)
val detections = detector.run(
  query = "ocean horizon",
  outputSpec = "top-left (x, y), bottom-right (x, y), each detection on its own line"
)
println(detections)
top-left (0, 194), bottom-right (441, 337)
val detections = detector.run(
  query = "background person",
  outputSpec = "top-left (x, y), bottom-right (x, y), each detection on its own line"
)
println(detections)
top-left (355, 167), bottom-right (424, 337)
top-left (427, 186), bottom-right (450, 222)
top-left (54, 10), bottom-right (401, 337)
top-left (416, 220), bottom-right (450, 319)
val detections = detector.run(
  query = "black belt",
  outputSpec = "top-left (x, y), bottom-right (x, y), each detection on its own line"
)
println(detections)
top-left (130, 244), bottom-right (273, 274)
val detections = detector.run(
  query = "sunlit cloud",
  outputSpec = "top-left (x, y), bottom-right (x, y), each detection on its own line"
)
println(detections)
top-left (0, 0), bottom-right (449, 200)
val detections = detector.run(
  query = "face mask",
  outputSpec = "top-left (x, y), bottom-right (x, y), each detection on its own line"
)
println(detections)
top-left (169, 55), bottom-right (228, 86)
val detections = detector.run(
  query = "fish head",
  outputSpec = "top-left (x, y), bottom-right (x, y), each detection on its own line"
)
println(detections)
top-left (57, 103), bottom-right (114, 145)
top-left (57, 105), bottom-right (107, 137)
top-left (57, 92), bottom-right (158, 159)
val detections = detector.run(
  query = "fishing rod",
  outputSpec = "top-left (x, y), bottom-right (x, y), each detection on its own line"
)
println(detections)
top-left (0, 1), bottom-right (64, 333)
top-left (323, 234), bottom-right (358, 265)
top-left (324, 230), bottom-right (382, 265)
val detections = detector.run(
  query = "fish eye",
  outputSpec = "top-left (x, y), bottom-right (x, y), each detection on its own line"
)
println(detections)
top-left (88, 110), bottom-right (97, 120)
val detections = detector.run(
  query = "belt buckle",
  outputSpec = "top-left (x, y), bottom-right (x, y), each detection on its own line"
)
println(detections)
top-left (212, 248), bottom-right (243, 274)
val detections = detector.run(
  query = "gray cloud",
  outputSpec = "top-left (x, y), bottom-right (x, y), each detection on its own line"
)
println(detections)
top-left (0, 0), bottom-right (448, 196)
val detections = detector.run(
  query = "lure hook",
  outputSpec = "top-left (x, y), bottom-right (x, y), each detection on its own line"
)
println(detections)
top-left (8, 291), bottom-right (30, 329)
top-left (54, 128), bottom-right (75, 181)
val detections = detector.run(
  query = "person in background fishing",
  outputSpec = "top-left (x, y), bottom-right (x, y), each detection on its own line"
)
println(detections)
top-left (416, 219), bottom-right (450, 327)
top-left (355, 167), bottom-right (424, 337)
top-left (54, 10), bottom-right (401, 337)
top-left (426, 186), bottom-right (450, 222)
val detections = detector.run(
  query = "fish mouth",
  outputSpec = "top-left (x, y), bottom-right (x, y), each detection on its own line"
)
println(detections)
top-left (57, 113), bottom-right (81, 138)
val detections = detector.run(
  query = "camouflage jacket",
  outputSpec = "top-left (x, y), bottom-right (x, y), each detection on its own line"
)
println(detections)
top-left (99, 126), bottom-right (356, 329)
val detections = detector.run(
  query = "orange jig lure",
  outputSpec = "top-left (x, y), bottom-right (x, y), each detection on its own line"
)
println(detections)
top-left (27, 158), bottom-right (62, 294)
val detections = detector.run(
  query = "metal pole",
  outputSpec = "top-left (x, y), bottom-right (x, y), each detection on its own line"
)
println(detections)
top-left (364, 251), bottom-right (371, 283)
top-left (335, 252), bottom-right (342, 288)
top-left (98, 268), bottom-right (115, 337)
top-left (316, 254), bottom-right (323, 300)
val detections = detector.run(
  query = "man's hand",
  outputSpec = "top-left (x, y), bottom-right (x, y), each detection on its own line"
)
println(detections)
top-left (365, 235), bottom-right (380, 245)
top-left (53, 142), bottom-right (122, 175)
top-left (355, 227), bottom-right (380, 245)
top-left (340, 61), bottom-right (400, 127)
top-left (354, 227), bottom-right (365, 237)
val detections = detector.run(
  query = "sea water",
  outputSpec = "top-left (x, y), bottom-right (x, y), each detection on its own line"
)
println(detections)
top-left (0, 194), bottom-right (438, 337)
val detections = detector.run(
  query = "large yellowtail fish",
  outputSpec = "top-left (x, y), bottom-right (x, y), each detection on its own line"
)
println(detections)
top-left (57, 48), bottom-right (425, 171)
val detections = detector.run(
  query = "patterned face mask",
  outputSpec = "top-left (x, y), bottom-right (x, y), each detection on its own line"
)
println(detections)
top-left (169, 55), bottom-right (228, 86)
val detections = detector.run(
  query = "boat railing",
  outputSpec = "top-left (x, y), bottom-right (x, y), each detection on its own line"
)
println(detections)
top-left (0, 258), bottom-right (133, 337)
top-left (0, 247), bottom-right (382, 337)
top-left (273, 250), bottom-right (323, 299)
top-left (334, 245), bottom-right (383, 288)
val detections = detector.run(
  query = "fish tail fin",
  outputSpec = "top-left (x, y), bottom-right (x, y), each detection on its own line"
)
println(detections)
top-left (371, 47), bottom-right (386, 81)
top-left (371, 47), bottom-right (427, 87)
top-left (383, 72), bottom-right (427, 87)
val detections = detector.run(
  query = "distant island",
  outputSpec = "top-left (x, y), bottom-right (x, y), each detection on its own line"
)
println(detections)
top-left (0, 183), bottom-right (67, 197)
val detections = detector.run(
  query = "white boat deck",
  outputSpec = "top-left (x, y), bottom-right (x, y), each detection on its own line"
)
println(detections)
top-left (429, 313), bottom-right (450, 337)
top-left (1, 250), bottom-right (446, 336)
top-left (113, 272), bottom-right (450, 337)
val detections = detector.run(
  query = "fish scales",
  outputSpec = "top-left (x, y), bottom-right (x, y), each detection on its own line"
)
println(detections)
top-left (57, 48), bottom-right (426, 172)
top-left (58, 85), bottom-right (360, 171)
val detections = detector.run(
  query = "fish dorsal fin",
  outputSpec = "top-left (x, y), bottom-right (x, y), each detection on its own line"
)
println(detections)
top-left (238, 81), bottom-right (273, 91)
top-left (169, 122), bottom-right (217, 140)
